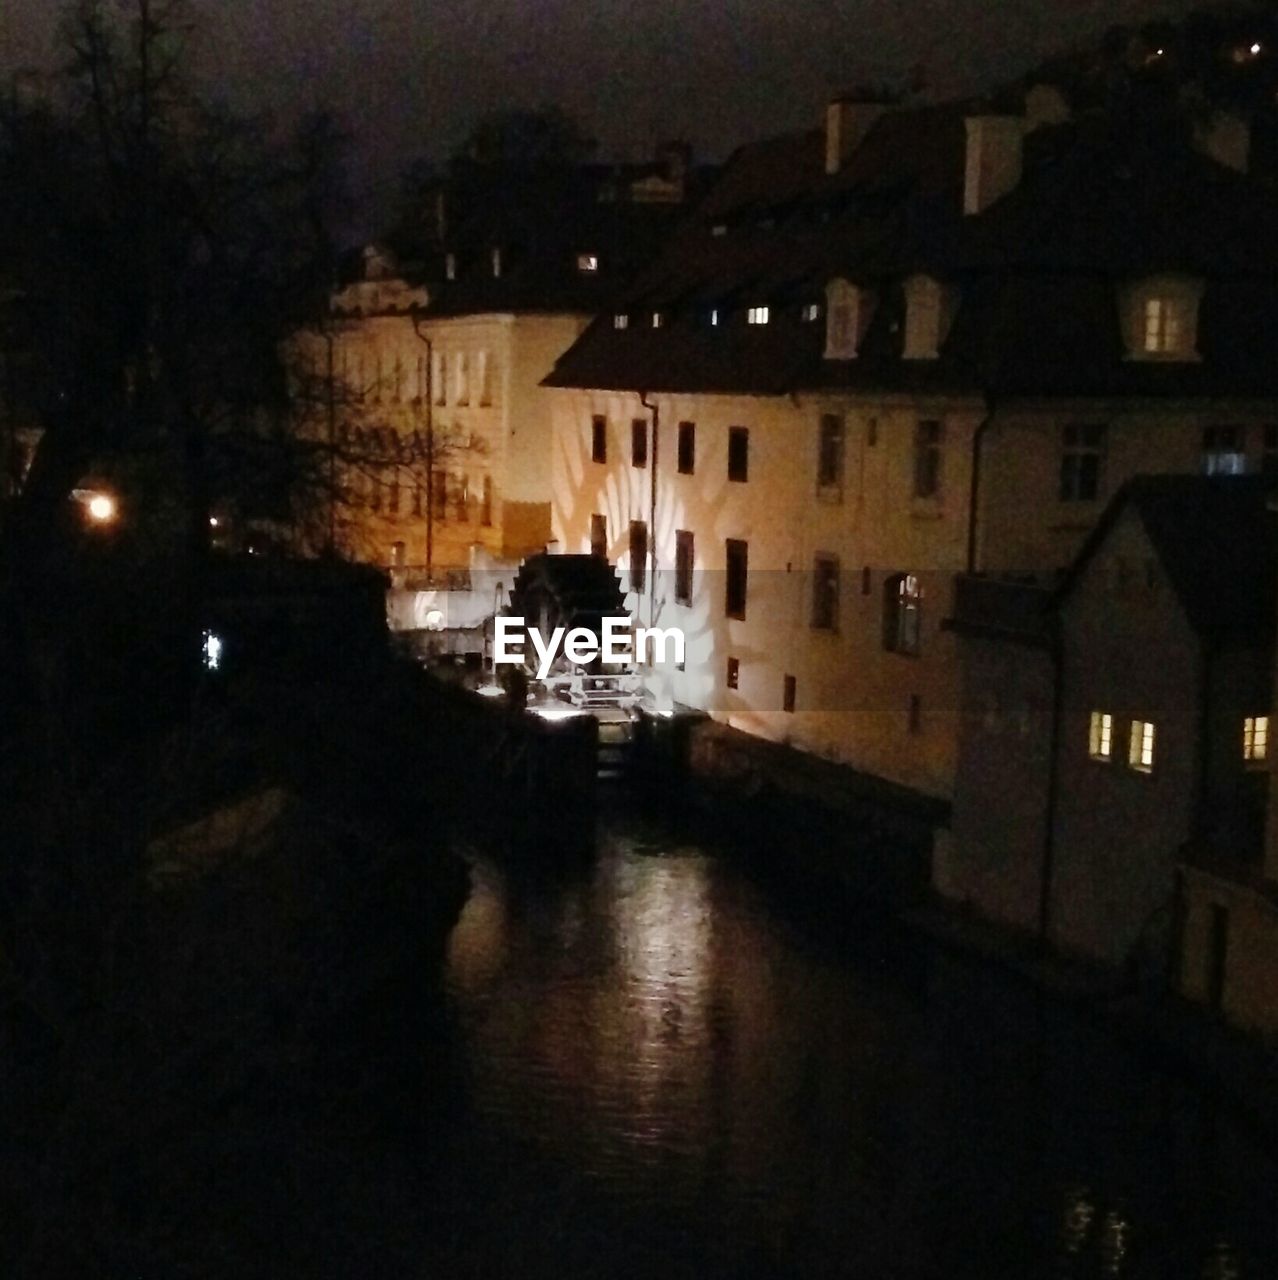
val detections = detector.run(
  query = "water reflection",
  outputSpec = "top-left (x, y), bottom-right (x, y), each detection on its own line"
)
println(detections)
top-left (440, 812), bottom-right (1278, 1279)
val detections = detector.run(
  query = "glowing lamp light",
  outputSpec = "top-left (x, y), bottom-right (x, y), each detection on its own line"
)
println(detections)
top-left (209, 516), bottom-right (220, 528)
top-left (1251, 42), bottom-right (1263, 55)
top-left (424, 608), bottom-right (445, 631)
top-left (202, 630), bottom-right (223, 671)
top-left (86, 493), bottom-right (117, 523)
top-left (530, 703), bottom-right (586, 722)
top-left (475, 683), bottom-right (504, 698)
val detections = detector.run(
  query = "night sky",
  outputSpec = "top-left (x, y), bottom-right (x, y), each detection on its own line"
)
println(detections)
top-left (3, 0), bottom-right (1188, 220)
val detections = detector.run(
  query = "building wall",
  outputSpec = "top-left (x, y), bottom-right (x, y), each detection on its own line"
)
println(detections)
top-left (549, 388), bottom-right (1278, 805)
top-left (943, 633), bottom-right (1055, 932)
top-left (1051, 510), bottom-right (1201, 963)
top-left (549, 386), bottom-right (981, 798)
top-left (1179, 867), bottom-right (1278, 1035)
top-left (293, 309), bottom-right (586, 573)
top-left (978, 404), bottom-right (1278, 574)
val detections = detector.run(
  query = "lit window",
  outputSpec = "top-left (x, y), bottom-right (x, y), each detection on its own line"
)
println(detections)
top-left (1089, 711), bottom-right (1114, 761)
top-left (1143, 297), bottom-right (1182, 354)
top-left (709, 308), bottom-right (720, 327)
top-left (445, 253), bottom-right (456, 280)
top-left (711, 224), bottom-right (727, 237)
top-left (884, 573), bottom-right (922, 656)
top-left (651, 312), bottom-right (664, 328)
top-left (801, 303), bottom-right (820, 322)
top-left (747, 306), bottom-right (770, 325)
top-left (1128, 720), bottom-right (1156, 773)
top-left (1202, 426), bottom-right (1247, 476)
top-left (577, 253), bottom-right (599, 272)
top-left (1244, 715), bottom-right (1269, 763)
top-left (613, 313), bottom-right (629, 330)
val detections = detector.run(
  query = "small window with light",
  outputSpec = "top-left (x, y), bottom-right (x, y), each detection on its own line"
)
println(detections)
top-left (651, 311), bottom-right (664, 329)
top-left (1088, 711), bottom-right (1114, 762)
top-left (613, 313), bottom-right (629, 330)
top-left (577, 253), bottom-right (599, 273)
top-left (1128, 720), bottom-right (1156, 773)
top-left (1244, 715), bottom-right (1269, 765)
top-left (801, 303), bottom-right (820, 322)
top-left (747, 306), bottom-right (770, 325)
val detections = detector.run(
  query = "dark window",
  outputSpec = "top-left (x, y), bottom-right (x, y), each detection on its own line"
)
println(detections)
top-left (454, 475), bottom-right (469, 522)
top-left (675, 530), bottom-right (694, 604)
top-left (369, 472), bottom-right (382, 512)
top-left (811, 555), bottom-right (840, 630)
top-left (1264, 426), bottom-right (1278, 480)
top-left (861, 566), bottom-right (872, 595)
top-left (412, 481), bottom-right (423, 517)
top-left (387, 470), bottom-right (400, 517)
top-left (631, 418), bottom-right (648, 468)
top-left (591, 415), bottom-right (607, 464)
top-left (481, 475), bottom-right (493, 526)
top-left (783, 675), bottom-right (797, 713)
top-left (431, 469), bottom-right (447, 521)
top-left (590, 513), bottom-right (607, 559)
top-left (1203, 426), bottom-right (1246, 475)
top-left (913, 420), bottom-right (942, 498)
top-left (883, 572), bottom-right (922, 655)
top-left (817, 413), bottom-right (844, 495)
top-left (630, 520), bottom-right (648, 592)
top-left (726, 656), bottom-right (740, 690)
top-left (677, 421), bottom-right (696, 474)
top-left (725, 538), bottom-right (748, 620)
top-left (728, 426), bottom-right (749, 482)
top-left (908, 693), bottom-right (922, 733)
top-left (1059, 424), bottom-right (1106, 501)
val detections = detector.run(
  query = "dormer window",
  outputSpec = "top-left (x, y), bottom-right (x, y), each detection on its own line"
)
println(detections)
top-left (1122, 276), bottom-right (1203, 362)
top-left (824, 277), bottom-right (874, 361)
top-left (651, 311), bottom-right (664, 329)
top-left (801, 303), bottom-right (820, 322)
top-left (445, 253), bottom-right (456, 281)
top-left (613, 313), bottom-right (629, 330)
top-left (902, 274), bottom-right (956, 360)
top-left (577, 253), bottom-right (599, 273)
top-left (709, 308), bottom-right (720, 327)
top-left (711, 223), bottom-right (727, 237)
top-left (747, 306), bottom-right (770, 325)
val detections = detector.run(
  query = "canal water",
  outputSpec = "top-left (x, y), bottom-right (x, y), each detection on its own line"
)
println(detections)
top-left (428, 803), bottom-right (1277, 1279)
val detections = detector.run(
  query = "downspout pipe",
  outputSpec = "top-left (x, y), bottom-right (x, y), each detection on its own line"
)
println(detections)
top-left (966, 390), bottom-right (997, 575)
top-left (640, 391), bottom-right (659, 630)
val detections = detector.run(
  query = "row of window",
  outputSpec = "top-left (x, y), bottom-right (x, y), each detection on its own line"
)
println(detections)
top-left (600, 521), bottom-right (924, 652)
top-left (592, 417), bottom-right (750, 482)
top-left (1088, 711), bottom-right (1270, 773)
top-left (327, 349), bottom-right (497, 410)
top-left (612, 303), bottom-right (822, 331)
top-left (429, 349), bottom-right (495, 408)
top-left (351, 468), bottom-right (493, 525)
top-left (593, 413), bottom-right (1278, 508)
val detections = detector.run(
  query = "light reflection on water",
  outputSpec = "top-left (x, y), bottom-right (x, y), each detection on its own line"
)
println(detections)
top-left (441, 812), bottom-right (1277, 1279)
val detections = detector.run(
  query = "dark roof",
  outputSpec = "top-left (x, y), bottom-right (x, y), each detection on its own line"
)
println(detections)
top-left (1055, 474), bottom-right (1278, 637)
top-left (545, 102), bottom-right (1278, 398)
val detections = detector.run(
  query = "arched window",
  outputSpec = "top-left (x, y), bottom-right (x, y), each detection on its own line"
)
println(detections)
top-left (883, 572), bottom-right (922, 655)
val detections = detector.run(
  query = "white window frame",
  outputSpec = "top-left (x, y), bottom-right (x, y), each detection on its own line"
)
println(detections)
top-left (1089, 711), bottom-right (1114, 762)
top-left (1128, 720), bottom-right (1156, 773)
top-left (1244, 715), bottom-right (1269, 765)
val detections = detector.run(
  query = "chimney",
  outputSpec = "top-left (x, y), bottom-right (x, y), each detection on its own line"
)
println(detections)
top-left (1194, 112), bottom-right (1250, 174)
top-left (825, 96), bottom-right (887, 175)
top-left (963, 115), bottom-right (1024, 215)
